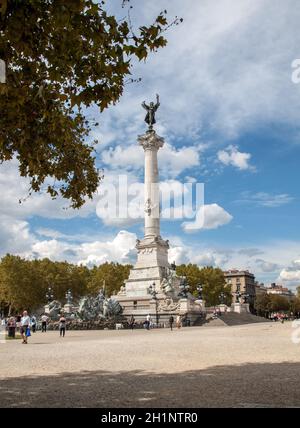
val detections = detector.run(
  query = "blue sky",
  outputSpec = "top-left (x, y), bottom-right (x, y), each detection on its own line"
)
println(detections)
top-left (1, 0), bottom-right (300, 289)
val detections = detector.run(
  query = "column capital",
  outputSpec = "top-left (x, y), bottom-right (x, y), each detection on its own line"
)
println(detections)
top-left (138, 130), bottom-right (165, 151)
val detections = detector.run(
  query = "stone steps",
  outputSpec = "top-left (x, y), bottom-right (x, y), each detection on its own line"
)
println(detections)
top-left (202, 312), bottom-right (270, 327)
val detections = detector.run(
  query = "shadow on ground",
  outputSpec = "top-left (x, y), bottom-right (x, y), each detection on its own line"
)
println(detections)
top-left (1, 362), bottom-right (300, 408)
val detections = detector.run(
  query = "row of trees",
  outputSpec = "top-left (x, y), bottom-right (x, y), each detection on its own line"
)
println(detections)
top-left (254, 293), bottom-right (300, 317)
top-left (0, 255), bottom-right (131, 314)
top-left (0, 256), bottom-right (231, 315)
top-left (2, 254), bottom-right (299, 317)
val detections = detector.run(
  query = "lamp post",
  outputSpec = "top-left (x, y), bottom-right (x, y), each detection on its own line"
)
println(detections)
top-left (65, 289), bottom-right (73, 305)
top-left (219, 291), bottom-right (226, 304)
top-left (46, 287), bottom-right (54, 303)
top-left (148, 282), bottom-right (159, 326)
top-left (196, 284), bottom-right (203, 300)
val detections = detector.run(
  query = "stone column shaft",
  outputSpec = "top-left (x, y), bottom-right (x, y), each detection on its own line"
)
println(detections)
top-left (144, 147), bottom-right (160, 238)
top-left (138, 131), bottom-right (164, 239)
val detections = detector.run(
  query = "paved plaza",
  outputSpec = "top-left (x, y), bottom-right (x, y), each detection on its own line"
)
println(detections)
top-left (1, 322), bottom-right (300, 408)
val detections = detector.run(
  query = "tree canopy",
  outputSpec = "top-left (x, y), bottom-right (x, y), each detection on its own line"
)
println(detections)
top-left (0, 0), bottom-right (179, 207)
top-left (0, 255), bottom-right (236, 315)
top-left (0, 254), bottom-right (132, 314)
top-left (176, 264), bottom-right (232, 307)
top-left (254, 292), bottom-right (300, 316)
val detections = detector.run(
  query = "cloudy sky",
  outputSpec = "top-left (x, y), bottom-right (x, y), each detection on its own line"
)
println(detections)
top-left (2, 0), bottom-right (300, 289)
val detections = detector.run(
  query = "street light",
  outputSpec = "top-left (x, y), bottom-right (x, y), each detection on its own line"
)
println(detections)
top-left (196, 284), bottom-right (203, 300)
top-left (46, 286), bottom-right (54, 303)
top-left (219, 291), bottom-right (226, 304)
top-left (148, 282), bottom-right (159, 326)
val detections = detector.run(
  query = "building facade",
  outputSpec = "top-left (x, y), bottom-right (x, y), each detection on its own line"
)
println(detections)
top-left (224, 269), bottom-right (256, 306)
top-left (266, 283), bottom-right (294, 300)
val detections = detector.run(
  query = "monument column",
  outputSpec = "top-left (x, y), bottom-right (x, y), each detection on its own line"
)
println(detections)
top-left (138, 131), bottom-right (164, 239)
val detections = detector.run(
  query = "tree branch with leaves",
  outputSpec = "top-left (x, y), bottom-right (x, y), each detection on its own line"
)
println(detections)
top-left (0, 0), bottom-right (181, 208)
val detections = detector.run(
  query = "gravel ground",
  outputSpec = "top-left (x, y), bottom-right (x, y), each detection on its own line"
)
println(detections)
top-left (0, 322), bottom-right (300, 408)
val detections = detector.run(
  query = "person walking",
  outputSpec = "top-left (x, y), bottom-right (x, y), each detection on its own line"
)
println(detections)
top-left (20, 311), bottom-right (31, 344)
top-left (7, 316), bottom-right (16, 338)
top-left (16, 314), bottom-right (21, 333)
top-left (129, 315), bottom-right (135, 330)
top-left (169, 315), bottom-right (174, 331)
top-left (31, 315), bottom-right (37, 333)
top-left (41, 314), bottom-right (48, 332)
top-left (59, 314), bottom-right (66, 337)
top-left (146, 314), bottom-right (151, 330)
top-left (176, 314), bottom-right (181, 329)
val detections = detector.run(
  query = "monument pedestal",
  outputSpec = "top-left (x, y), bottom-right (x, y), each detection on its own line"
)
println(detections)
top-left (232, 303), bottom-right (250, 313)
top-left (218, 304), bottom-right (228, 313)
top-left (63, 303), bottom-right (73, 314)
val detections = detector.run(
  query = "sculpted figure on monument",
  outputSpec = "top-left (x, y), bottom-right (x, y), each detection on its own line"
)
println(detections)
top-left (158, 297), bottom-right (180, 312)
top-left (144, 198), bottom-right (152, 216)
top-left (161, 268), bottom-right (177, 294)
top-left (142, 94), bottom-right (160, 129)
top-left (47, 300), bottom-right (62, 320)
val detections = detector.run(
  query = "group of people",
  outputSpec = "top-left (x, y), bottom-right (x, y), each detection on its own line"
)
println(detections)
top-left (1, 310), bottom-right (67, 343)
top-left (128, 314), bottom-right (184, 331)
top-left (169, 314), bottom-right (185, 330)
top-left (270, 312), bottom-right (289, 323)
top-left (3, 310), bottom-right (188, 341)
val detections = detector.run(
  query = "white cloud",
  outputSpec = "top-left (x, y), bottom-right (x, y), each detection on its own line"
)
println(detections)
top-left (238, 248), bottom-right (264, 257)
top-left (103, 0), bottom-right (300, 141)
top-left (278, 260), bottom-right (300, 286)
top-left (238, 191), bottom-right (295, 207)
top-left (255, 259), bottom-right (280, 273)
top-left (101, 143), bottom-right (200, 178)
top-left (217, 145), bottom-right (253, 170)
top-left (30, 231), bottom-right (137, 266)
top-left (77, 231), bottom-right (137, 266)
top-left (182, 203), bottom-right (233, 232)
top-left (36, 228), bottom-right (66, 240)
top-left (0, 158), bottom-right (96, 221)
top-left (0, 215), bottom-right (34, 255)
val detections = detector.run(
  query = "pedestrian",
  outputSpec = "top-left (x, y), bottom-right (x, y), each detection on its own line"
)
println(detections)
top-left (41, 313), bottom-right (48, 332)
top-left (31, 315), bottom-right (37, 333)
top-left (176, 314), bottom-right (181, 329)
top-left (7, 316), bottom-right (16, 338)
top-left (129, 315), bottom-right (135, 330)
top-left (169, 315), bottom-right (174, 331)
top-left (146, 314), bottom-right (151, 330)
top-left (20, 310), bottom-right (31, 344)
top-left (59, 314), bottom-right (66, 337)
top-left (16, 314), bottom-right (21, 333)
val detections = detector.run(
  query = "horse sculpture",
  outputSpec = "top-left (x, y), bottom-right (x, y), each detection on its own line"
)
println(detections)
top-left (77, 293), bottom-right (122, 321)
